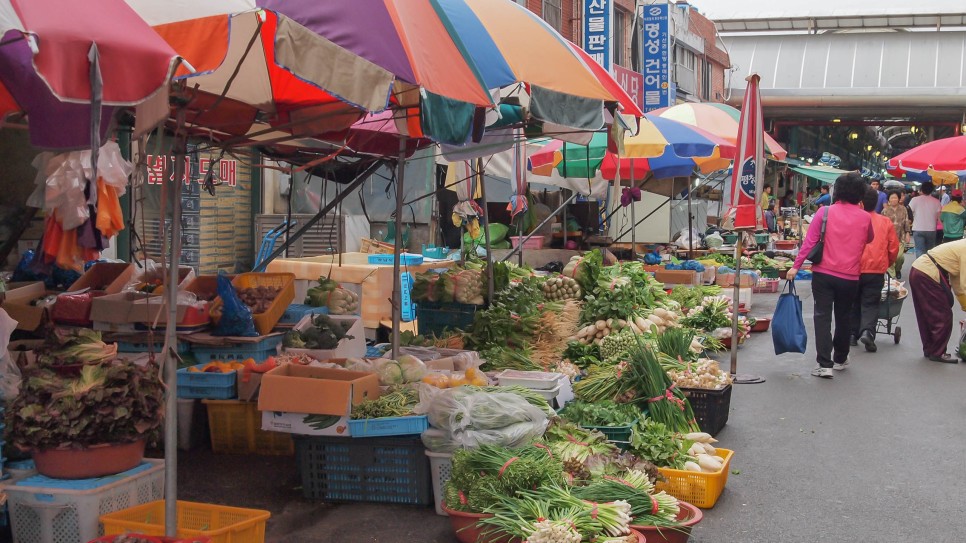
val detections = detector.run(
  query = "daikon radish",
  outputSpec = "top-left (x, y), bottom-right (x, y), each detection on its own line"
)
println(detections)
top-left (685, 432), bottom-right (715, 443)
top-left (697, 454), bottom-right (722, 471)
top-left (684, 461), bottom-right (702, 472)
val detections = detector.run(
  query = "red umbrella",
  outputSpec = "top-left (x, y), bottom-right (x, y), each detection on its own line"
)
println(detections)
top-left (887, 135), bottom-right (966, 179)
top-left (0, 0), bottom-right (180, 148)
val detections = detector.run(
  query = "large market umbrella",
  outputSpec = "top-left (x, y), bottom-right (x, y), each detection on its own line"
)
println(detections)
top-left (655, 102), bottom-right (788, 161)
top-left (0, 0), bottom-right (180, 149)
top-left (887, 135), bottom-right (966, 183)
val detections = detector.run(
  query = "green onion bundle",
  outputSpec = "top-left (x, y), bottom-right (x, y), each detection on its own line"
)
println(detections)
top-left (654, 327), bottom-right (698, 363)
top-left (573, 362), bottom-right (629, 403)
top-left (349, 388), bottom-right (418, 419)
top-left (570, 470), bottom-right (680, 527)
top-left (625, 343), bottom-right (699, 433)
top-left (444, 444), bottom-right (563, 513)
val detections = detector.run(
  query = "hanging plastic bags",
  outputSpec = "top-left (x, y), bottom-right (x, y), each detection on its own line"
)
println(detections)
top-left (772, 280), bottom-right (807, 355)
top-left (213, 273), bottom-right (258, 337)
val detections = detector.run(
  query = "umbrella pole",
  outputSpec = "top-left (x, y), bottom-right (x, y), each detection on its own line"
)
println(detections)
top-left (630, 160), bottom-right (636, 261)
top-left (391, 140), bottom-right (407, 361)
top-left (164, 109), bottom-right (187, 538)
top-left (688, 180), bottom-right (694, 260)
top-left (478, 158), bottom-right (495, 303)
top-left (729, 235), bottom-right (741, 375)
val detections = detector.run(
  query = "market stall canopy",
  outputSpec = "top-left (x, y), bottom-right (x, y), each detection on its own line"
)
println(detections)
top-left (788, 163), bottom-right (850, 185)
top-left (887, 135), bottom-right (966, 183)
top-left (0, 0), bottom-right (181, 148)
top-left (653, 102), bottom-right (788, 161)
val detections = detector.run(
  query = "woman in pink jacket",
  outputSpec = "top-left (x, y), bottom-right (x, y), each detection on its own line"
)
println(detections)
top-left (787, 173), bottom-right (874, 379)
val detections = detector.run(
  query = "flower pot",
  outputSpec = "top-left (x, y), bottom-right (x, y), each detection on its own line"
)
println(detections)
top-left (630, 501), bottom-right (704, 543)
top-left (443, 504), bottom-right (518, 543)
top-left (32, 439), bottom-right (146, 479)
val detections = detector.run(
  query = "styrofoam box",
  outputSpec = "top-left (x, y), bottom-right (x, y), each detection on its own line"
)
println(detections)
top-left (7, 459), bottom-right (164, 543)
top-left (495, 370), bottom-right (565, 390)
top-left (281, 314), bottom-right (366, 361)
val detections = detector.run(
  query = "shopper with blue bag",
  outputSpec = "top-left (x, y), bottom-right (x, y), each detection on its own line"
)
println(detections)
top-left (784, 173), bottom-right (874, 378)
top-left (772, 279), bottom-right (807, 354)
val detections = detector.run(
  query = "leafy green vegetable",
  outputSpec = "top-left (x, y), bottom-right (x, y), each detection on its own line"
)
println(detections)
top-left (562, 341), bottom-right (601, 369)
top-left (283, 314), bottom-right (353, 350)
top-left (629, 419), bottom-right (694, 469)
top-left (558, 400), bottom-right (640, 427)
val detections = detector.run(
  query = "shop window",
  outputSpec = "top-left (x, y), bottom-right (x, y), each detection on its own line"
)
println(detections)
top-left (614, 9), bottom-right (626, 67)
top-left (542, 0), bottom-right (562, 31)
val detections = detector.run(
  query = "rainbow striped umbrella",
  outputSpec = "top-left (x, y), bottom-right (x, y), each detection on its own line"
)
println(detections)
top-left (654, 102), bottom-right (787, 161)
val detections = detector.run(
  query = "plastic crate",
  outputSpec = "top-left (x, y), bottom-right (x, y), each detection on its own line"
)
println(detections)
top-left (366, 253), bottom-right (425, 266)
top-left (416, 302), bottom-right (480, 337)
top-left (90, 536), bottom-right (211, 543)
top-left (116, 340), bottom-right (190, 354)
top-left (580, 423), bottom-right (635, 449)
top-left (190, 335), bottom-right (283, 364)
top-left (681, 385), bottom-right (732, 437)
top-left (276, 304), bottom-right (328, 327)
top-left (210, 273), bottom-right (296, 335)
top-left (426, 451), bottom-right (452, 516)
top-left (100, 500), bottom-right (270, 543)
top-left (759, 267), bottom-right (780, 279)
top-left (509, 235), bottom-right (545, 249)
top-left (177, 366), bottom-right (237, 400)
top-left (721, 233), bottom-right (739, 245)
top-left (295, 435), bottom-right (431, 505)
top-left (203, 400), bottom-right (294, 455)
top-left (7, 460), bottom-right (163, 543)
top-left (656, 449), bottom-right (733, 509)
top-left (753, 278), bottom-right (780, 293)
top-left (347, 415), bottom-right (429, 438)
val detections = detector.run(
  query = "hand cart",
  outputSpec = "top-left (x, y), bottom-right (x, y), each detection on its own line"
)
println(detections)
top-left (253, 220), bottom-right (297, 272)
top-left (875, 273), bottom-right (904, 344)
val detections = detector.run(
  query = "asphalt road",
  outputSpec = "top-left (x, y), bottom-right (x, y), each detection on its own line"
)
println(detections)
top-left (175, 258), bottom-right (966, 542)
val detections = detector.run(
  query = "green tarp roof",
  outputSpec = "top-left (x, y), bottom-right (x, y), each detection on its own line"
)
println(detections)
top-left (789, 164), bottom-right (850, 185)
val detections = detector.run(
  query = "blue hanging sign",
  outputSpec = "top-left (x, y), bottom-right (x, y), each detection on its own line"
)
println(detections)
top-left (582, 0), bottom-right (613, 70)
top-left (400, 272), bottom-right (415, 322)
top-left (640, 3), bottom-right (670, 111)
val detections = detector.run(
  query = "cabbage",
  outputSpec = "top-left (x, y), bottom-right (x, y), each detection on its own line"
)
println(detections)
top-left (398, 355), bottom-right (427, 383)
top-left (376, 359), bottom-right (404, 385)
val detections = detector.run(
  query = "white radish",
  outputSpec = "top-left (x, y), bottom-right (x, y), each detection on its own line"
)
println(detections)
top-left (684, 432), bottom-right (715, 444)
top-left (635, 316), bottom-right (650, 331)
top-left (683, 461), bottom-right (702, 472)
top-left (696, 454), bottom-right (722, 471)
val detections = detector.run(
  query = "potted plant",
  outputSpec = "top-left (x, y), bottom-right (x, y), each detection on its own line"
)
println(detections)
top-left (7, 357), bottom-right (164, 479)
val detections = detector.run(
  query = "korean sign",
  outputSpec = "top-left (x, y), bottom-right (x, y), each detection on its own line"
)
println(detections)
top-left (146, 154), bottom-right (238, 187)
top-left (583, 0), bottom-right (613, 70)
top-left (613, 65), bottom-right (644, 110)
top-left (640, 3), bottom-right (670, 111)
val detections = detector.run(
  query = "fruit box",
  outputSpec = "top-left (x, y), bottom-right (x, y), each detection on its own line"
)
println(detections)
top-left (1, 281), bottom-right (47, 331)
top-left (258, 365), bottom-right (380, 437)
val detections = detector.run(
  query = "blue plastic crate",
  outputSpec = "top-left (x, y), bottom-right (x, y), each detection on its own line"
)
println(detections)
top-left (15, 462), bottom-right (153, 490)
top-left (116, 340), bottom-right (190, 354)
top-left (177, 382), bottom-right (236, 400)
top-left (295, 436), bottom-right (430, 505)
top-left (177, 364), bottom-right (236, 386)
top-left (367, 253), bottom-right (424, 266)
top-left (366, 345), bottom-right (387, 358)
top-left (277, 304), bottom-right (329, 327)
top-left (421, 246), bottom-right (449, 259)
top-left (348, 415), bottom-right (428, 438)
top-left (190, 334), bottom-right (283, 363)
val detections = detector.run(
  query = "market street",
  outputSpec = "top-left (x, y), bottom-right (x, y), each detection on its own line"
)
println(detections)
top-left (173, 259), bottom-right (966, 543)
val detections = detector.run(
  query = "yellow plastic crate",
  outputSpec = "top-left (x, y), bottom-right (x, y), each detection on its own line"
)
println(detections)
top-left (655, 448), bottom-right (733, 509)
top-left (100, 500), bottom-right (270, 543)
top-left (210, 272), bottom-right (295, 335)
top-left (203, 400), bottom-right (294, 455)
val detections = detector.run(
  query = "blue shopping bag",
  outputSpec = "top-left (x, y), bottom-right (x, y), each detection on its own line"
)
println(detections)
top-left (772, 280), bottom-right (807, 355)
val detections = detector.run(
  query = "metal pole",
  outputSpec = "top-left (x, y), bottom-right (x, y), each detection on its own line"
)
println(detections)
top-left (688, 182), bottom-right (694, 260)
top-left (503, 192), bottom-right (579, 263)
top-left (729, 235), bottom-right (742, 375)
top-left (478, 159), bottom-right (495, 303)
top-left (164, 110), bottom-right (187, 537)
top-left (630, 160), bottom-right (636, 261)
top-left (391, 140), bottom-right (407, 361)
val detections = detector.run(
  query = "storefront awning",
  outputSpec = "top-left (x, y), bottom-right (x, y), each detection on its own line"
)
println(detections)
top-left (789, 164), bottom-right (849, 185)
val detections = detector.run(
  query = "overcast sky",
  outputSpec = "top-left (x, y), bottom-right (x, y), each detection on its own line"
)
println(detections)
top-left (693, 0), bottom-right (964, 20)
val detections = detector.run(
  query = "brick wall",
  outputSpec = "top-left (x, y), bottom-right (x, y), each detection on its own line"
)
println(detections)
top-left (688, 6), bottom-right (731, 102)
top-left (526, 0), bottom-right (576, 42)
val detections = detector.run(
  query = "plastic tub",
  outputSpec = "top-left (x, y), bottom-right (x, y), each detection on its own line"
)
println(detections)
top-left (100, 500), bottom-right (270, 543)
top-left (495, 370), bottom-right (563, 390)
top-left (509, 236), bottom-right (545, 250)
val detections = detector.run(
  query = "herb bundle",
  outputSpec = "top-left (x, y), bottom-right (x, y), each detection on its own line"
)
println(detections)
top-left (444, 444), bottom-right (563, 513)
top-left (350, 388), bottom-right (419, 419)
top-left (570, 469), bottom-right (680, 526)
top-left (624, 343), bottom-right (698, 433)
top-left (558, 400), bottom-right (640, 427)
top-left (628, 419), bottom-right (694, 470)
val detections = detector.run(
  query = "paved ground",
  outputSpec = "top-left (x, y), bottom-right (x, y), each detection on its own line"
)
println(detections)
top-left (175, 257), bottom-right (966, 543)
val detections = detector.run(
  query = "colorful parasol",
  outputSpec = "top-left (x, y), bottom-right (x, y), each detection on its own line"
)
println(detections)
top-left (887, 135), bottom-right (966, 184)
top-left (654, 102), bottom-right (787, 161)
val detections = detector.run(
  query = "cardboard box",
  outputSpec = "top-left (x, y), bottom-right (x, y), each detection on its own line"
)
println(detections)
top-left (129, 296), bottom-right (210, 328)
top-left (1, 282), bottom-right (47, 331)
top-left (258, 365), bottom-right (380, 436)
top-left (654, 269), bottom-right (700, 286)
top-left (280, 315), bottom-right (365, 361)
top-left (67, 262), bottom-right (134, 294)
top-left (715, 270), bottom-right (757, 288)
top-left (90, 291), bottom-right (154, 324)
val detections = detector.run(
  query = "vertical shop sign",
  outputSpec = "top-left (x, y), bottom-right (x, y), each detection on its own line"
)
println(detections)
top-left (640, 3), bottom-right (670, 111)
top-left (583, 0), bottom-right (613, 70)
top-left (613, 65), bottom-right (644, 110)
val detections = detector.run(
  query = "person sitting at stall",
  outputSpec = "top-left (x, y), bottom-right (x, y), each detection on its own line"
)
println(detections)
top-left (940, 189), bottom-right (966, 243)
top-left (850, 186), bottom-right (900, 353)
top-left (764, 199), bottom-right (781, 234)
top-left (814, 185), bottom-right (831, 209)
top-left (909, 238), bottom-right (966, 363)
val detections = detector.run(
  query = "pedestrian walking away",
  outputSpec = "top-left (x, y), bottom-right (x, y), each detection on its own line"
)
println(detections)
top-left (851, 186), bottom-right (900, 353)
top-left (909, 238), bottom-right (966, 363)
top-left (882, 190), bottom-right (911, 278)
top-left (787, 172), bottom-right (874, 378)
top-left (908, 182), bottom-right (943, 258)
top-left (939, 189), bottom-right (966, 243)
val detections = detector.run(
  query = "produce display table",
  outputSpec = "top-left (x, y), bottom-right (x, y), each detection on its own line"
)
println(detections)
top-left (267, 253), bottom-right (454, 329)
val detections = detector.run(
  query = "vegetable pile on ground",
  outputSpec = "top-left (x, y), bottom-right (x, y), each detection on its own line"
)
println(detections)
top-left (236, 285), bottom-right (281, 313)
top-left (304, 277), bottom-right (359, 314)
top-left (283, 314), bottom-right (354, 350)
top-left (558, 400), bottom-right (639, 428)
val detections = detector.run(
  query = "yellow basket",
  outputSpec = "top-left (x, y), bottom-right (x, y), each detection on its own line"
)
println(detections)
top-left (203, 400), bottom-right (294, 456)
top-left (100, 500), bottom-right (271, 543)
top-left (359, 237), bottom-right (396, 254)
top-left (210, 272), bottom-right (295, 335)
top-left (655, 448), bottom-right (733, 509)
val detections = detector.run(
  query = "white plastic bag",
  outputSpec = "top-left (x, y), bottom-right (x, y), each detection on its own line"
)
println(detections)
top-left (419, 387), bottom-right (548, 451)
top-left (0, 308), bottom-right (22, 400)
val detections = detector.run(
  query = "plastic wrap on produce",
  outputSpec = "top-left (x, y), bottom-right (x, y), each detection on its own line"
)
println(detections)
top-left (418, 387), bottom-right (548, 452)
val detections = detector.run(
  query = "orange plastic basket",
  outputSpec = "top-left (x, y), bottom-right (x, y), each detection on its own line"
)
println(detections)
top-left (210, 273), bottom-right (295, 335)
top-left (203, 400), bottom-right (293, 456)
top-left (655, 448), bottom-right (733, 509)
top-left (100, 500), bottom-right (270, 543)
